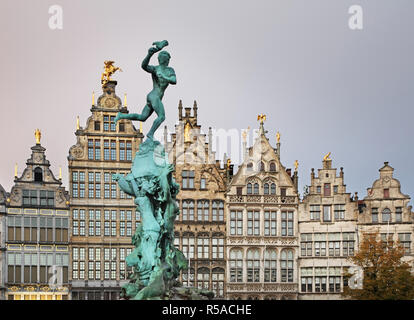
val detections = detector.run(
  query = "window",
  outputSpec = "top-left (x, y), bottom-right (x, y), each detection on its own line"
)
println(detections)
top-left (324, 183), bottom-right (331, 196)
top-left (247, 183), bottom-right (252, 195)
top-left (270, 183), bottom-right (276, 195)
top-left (316, 186), bottom-right (321, 194)
top-left (7, 216), bottom-right (22, 241)
top-left (314, 233), bottom-right (326, 256)
top-left (197, 236), bottom-right (209, 259)
top-left (323, 206), bottom-right (331, 222)
top-left (281, 250), bottom-right (294, 282)
top-left (23, 216), bottom-right (38, 242)
top-left (182, 170), bottom-right (195, 189)
top-left (34, 167), bottom-right (43, 182)
top-left (87, 139), bottom-right (101, 160)
top-left (334, 204), bottom-right (345, 220)
top-left (264, 211), bottom-right (277, 236)
top-left (23, 190), bottom-right (38, 206)
top-left (182, 234), bottom-right (195, 259)
top-left (197, 268), bottom-right (210, 290)
top-left (246, 163), bottom-right (253, 172)
top-left (269, 162), bottom-right (276, 172)
top-left (342, 232), bottom-right (355, 256)
top-left (372, 208), bottom-right (378, 223)
top-left (310, 205), bottom-right (320, 220)
top-left (281, 211), bottom-right (294, 236)
top-left (264, 183), bottom-right (269, 195)
top-left (197, 200), bottom-right (209, 221)
top-left (301, 268), bottom-right (313, 292)
top-left (182, 268), bottom-right (195, 287)
top-left (382, 208), bottom-right (391, 223)
top-left (384, 188), bottom-right (390, 198)
top-left (247, 210), bottom-right (260, 235)
top-left (229, 249), bottom-right (243, 282)
top-left (94, 121), bottom-right (100, 131)
top-left (236, 187), bottom-right (242, 196)
top-left (300, 234), bottom-right (313, 256)
top-left (247, 249), bottom-right (260, 282)
top-left (103, 115), bottom-right (109, 131)
top-left (182, 200), bottom-right (194, 221)
top-left (253, 183), bottom-right (259, 195)
top-left (398, 233), bottom-right (411, 254)
top-left (230, 210), bottom-right (243, 235)
top-left (333, 185), bottom-right (338, 194)
top-left (280, 188), bottom-right (286, 197)
top-left (212, 237), bottom-right (224, 259)
top-left (396, 207), bottom-right (402, 222)
top-left (328, 233), bottom-right (341, 256)
top-left (264, 249), bottom-right (277, 282)
top-left (119, 122), bottom-right (125, 132)
top-left (55, 217), bottom-right (69, 242)
top-left (212, 200), bottom-right (224, 221)
top-left (315, 268), bottom-right (327, 292)
top-left (200, 177), bottom-right (206, 189)
top-left (212, 268), bottom-right (225, 298)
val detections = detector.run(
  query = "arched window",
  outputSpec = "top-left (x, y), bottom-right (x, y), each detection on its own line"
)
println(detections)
top-left (271, 183), bottom-right (276, 195)
top-left (197, 200), bottom-right (209, 221)
top-left (270, 162), bottom-right (276, 172)
top-left (247, 183), bottom-right (252, 195)
top-left (246, 163), bottom-right (253, 172)
top-left (382, 208), bottom-right (391, 223)
top-left (254, 183), bottom-right (259, 195)
top-left (229, 249), bottom-right (243, 282)
top-left (34, 167), bottom-right (43, 182)
top-left (264, 183), bottom-right (269, 195)
top-left (247, 249), bottom-right (260, 282)
top-left (197, 267), bottom-right (210, 290)
top-left (264, 249), bottom-right (277, 282)
top-left (260, 161), bottom-right (265, 172)
top-left (281, 250), bottom-right (294, 283)
top-left (182, 200), bottom-right (194, 221)
top-left (212, 267), bottom-right (225, 298)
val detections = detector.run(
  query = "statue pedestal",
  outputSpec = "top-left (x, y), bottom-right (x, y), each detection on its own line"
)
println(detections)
top-left (116, 139), bottom-right (214, 300)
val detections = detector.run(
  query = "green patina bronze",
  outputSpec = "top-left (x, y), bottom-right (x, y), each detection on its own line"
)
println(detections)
top-left (113, 41), bottom-right (214, 300)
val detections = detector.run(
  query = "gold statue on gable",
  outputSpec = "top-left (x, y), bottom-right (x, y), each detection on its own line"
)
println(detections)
top-left (323, 152), bottom-right (332, 161)
top-left (101, 60), bottom-right (122, 85)
top-left (35, 129), bottom-right (41, 144)
top-left (184, 122), bottom-right (191, 142)
top-left (257, 114), bottom-right (266, 124)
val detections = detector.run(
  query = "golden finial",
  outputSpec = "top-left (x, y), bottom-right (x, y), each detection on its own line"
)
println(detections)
top-left (76, 116), bottom-right (80, 130)
top-left (184, 122), bottom-right (191, 142)
top-left (101, 60), bottom-right (122, 85)
top-left (257, 114), bottom-right (266, 124)
top-left (124, 93), bottom-right (127, 107)
top-left (139, 122), bottom-right (143, 133)
top-left (323, 152), bottom-right (332, 161)
top-left (59, 167), bottom-right (62, 180)
top-left (227, 158), bottom-right (231, 168)
top-left (14, 163), bottom-right (18, 177)
top-left (92, 91), bottom-right (95, 105)
top-left (294, 160), bottom-right (299, 171)
top-left (276, 131), bottom-right (280, 143)
top-left (34, 129), bottom-right (41, 144)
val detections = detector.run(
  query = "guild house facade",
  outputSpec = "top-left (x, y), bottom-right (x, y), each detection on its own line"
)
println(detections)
top-left (5, 132), bottom-right (71, 300)
top-left (225, 120), bottom-right (300, 300)
top-left (168, 101), bottom-right (229, 299)
top-left (67, 80), bottom-right (143, 300)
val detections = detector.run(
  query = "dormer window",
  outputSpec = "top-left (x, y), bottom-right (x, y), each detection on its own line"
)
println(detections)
top-left (384, 189), bottom-right (390, 198)
top-left (34, 167), bottom-right (43, 182)
top-left (247, 163), bottom-right (253, 172)
top-left (270, 162), bottom-right (276, 172)
top-left (260, 162), bottom-right (265, 172)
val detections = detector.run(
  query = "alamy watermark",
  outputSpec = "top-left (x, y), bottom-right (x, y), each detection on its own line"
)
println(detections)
top-left (48, 5), bottom-right (63, 30)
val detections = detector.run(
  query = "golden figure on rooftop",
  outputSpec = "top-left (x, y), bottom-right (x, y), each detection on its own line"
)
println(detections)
top-left (184, 122), bottom-right (191, 142)
top-left (35, 129), bottom-right (41, 144)
top-left (294, 160), bottom-right (299, 171)
top-left (257, 114), bottom-right (266, 124)
top-left (323, 152), bottom-right (332, 161)
top-left (276, 131), bottom-right (280, 143)
top-left (101, 60), bottom-right (122, 85)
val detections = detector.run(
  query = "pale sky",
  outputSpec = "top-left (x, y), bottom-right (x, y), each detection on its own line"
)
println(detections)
top-left (0, 0), bottom-right (413, 204)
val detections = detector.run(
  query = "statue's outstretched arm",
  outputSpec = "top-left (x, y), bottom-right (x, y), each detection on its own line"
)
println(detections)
top-left (141, 48), bottom-right (158, 74)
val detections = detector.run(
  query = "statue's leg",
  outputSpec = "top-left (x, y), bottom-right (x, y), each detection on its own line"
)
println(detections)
top-left (115, 104), bottom-right (153, 123)
top-left (146, 98), bottom-right (165, 139)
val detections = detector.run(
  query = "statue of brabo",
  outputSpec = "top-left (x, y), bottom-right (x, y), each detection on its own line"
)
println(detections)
top-left (112, 41), bottom-right (213, 300)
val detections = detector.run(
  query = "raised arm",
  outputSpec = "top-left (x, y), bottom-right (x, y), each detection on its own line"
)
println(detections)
top-left (141, 47), bottom-right (158, 73)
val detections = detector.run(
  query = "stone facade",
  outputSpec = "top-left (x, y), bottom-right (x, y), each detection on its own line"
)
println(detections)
top-left (167, 101), bottom-right (228, 299)
top-left (67, 81), bottom-right (143, 300)
top-left (0, 184), bottom-right (7, 300)
top-left (5, 137), bottom-right (70, 300)
top-left (225, 122), bottom-right (299, 300)
top-left (357, 162), bottom-right (414, 266)
top-left (298, 159), bottom-right (358, 300)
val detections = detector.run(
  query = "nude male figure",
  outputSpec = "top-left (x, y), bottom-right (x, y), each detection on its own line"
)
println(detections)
top-left (114, 41), bottom-right (176, 140)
